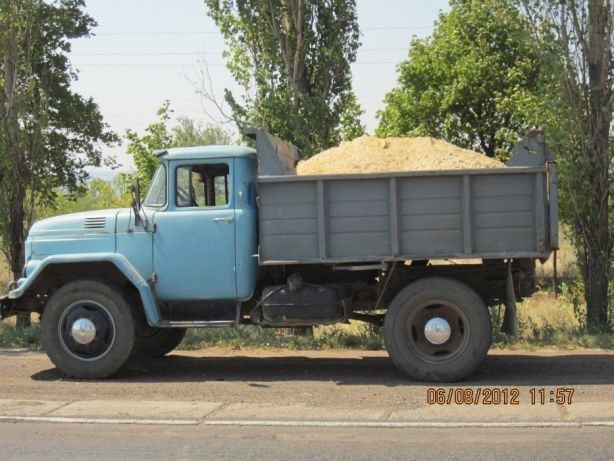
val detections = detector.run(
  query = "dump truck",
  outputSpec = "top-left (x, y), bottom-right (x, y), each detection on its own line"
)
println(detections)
top-left (0, 128), bottom-right (558, 382)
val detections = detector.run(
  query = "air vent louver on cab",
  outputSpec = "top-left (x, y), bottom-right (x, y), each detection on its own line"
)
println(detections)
top-left (83, 217), bottom-right (106, 229)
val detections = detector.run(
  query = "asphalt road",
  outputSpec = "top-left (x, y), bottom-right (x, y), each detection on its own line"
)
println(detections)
top-left (1, 423), bottom-right (613, 461)
top-left (2, 347), bottom-right (614, 404)
top-left (0, 347), bottom-right (613, 460)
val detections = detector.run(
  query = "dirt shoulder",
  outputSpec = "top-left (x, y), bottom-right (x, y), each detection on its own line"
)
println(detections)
top-left (1, 347), bottom-right (613, 407)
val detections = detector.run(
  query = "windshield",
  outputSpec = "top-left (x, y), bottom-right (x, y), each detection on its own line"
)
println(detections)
top-left (143, 165), bottom-right (166, 207)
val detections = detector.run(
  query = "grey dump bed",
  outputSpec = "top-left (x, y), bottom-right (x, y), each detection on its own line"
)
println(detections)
top-left (249, 129), bottom-right (559, 265)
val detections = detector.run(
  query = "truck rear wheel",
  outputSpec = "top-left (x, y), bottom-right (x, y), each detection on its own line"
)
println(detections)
top-left (41, 280), bottom-right (136, 379)
top-left (134, 327), bottom-right (187, 358)
top-left (384, 277), bottom-right (491, 382)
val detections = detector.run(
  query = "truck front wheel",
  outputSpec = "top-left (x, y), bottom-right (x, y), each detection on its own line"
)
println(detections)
top-left (41, 280), bottom-right (137, 379)
top-left (384, 277), bottom-right (491, 382)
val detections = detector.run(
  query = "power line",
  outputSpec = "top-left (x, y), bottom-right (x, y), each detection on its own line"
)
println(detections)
top-left (73, 51), bottom-right (222, 56)
top-left (75, 63), bottom-right (227, 68)
top-left (95, 85), bottom-right (395, 108)
top-left (72, 48), bottom-right (407, 57)
top-left (102, 98), bottom-right (197, 107)
top-left (76, 61), bottom-right (400, 68)
top-left (362, 26), bottom-right (432, 30)
top-left (95, 31), bottom-right (221, 36)
top-left (93, 26), bottom-right (431, 36)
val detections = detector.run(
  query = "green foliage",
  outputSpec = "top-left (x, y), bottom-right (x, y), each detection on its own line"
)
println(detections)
top-left (519, 0), bottom-right (613, 330)
top-left (0, 321), bottom-right (41, 349)
top-left (173, 117), bottom-right (233, 147)
top-left (125, 102), bottom-right (177, 191)
top-left (35, 177), bottom-right (131, 220)
top-left (376, 0), bottom-right (548, 158)
top-left (377, 0), bottom-right (612, 330)
top-left (560, 277), bottom-right (587, 330)
top-left (0, 0), bottom-right (117, 277)
top-left (204, 0), bottom-right (363, 155)
top-left (339, 91), bottom-right (366, 142)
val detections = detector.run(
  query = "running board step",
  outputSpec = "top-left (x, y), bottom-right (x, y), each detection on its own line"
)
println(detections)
top-left (157, 320), bottom-right (235, 328)
top-left (157, 300), bottom-right (238, 323)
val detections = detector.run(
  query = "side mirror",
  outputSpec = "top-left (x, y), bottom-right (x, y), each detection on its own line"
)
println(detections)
top-left (131, 177), bottom-right (142, 226)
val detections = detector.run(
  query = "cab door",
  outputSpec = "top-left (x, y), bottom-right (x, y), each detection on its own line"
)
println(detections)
top-left (152, 159), bottom-right (237, 301)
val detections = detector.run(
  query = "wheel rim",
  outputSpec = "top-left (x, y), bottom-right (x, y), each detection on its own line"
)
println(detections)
top-left (404, 299), bottom-right (470, 364)
top-left (58, 300), bottom-right (116, 362)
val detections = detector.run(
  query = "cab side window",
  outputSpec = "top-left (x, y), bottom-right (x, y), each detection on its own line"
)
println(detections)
top-left (176, 163), bottom-right (229, 208)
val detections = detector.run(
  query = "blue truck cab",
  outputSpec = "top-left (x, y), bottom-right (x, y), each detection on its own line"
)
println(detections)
top-left (0, 129), bottom-right (556, 383)
top-left (9, 145), bottom-right (260, 324)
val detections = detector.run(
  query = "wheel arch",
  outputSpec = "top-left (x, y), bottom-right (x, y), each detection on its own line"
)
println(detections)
top-left (8, 254), bottom-right (160, 326)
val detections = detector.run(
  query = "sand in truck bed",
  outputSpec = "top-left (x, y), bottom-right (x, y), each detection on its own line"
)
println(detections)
top-left (296, 136), bottom-right (504, 175)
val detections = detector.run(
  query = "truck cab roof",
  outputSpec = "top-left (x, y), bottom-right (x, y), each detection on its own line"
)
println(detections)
top-left (154, 145), bottom-right (256, 161)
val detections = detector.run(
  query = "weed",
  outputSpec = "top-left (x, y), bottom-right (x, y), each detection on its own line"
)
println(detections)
top-left (180, 321), bottom-right (384, 351)
top-left (0, 321), bottom-right (41, 350)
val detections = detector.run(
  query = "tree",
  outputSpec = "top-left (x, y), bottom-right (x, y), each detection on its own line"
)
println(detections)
top-left (376, 0), bottom-right (548, 159)
top-left (173, 117), bottom-right (233, 146)
top-left (125, 103), bottom-right (233, 189)
top-left (36, 178), bottom-right (131, 220)
top-left (0, 1), bottom-right (116, 295)
top-left (203, 0), bottom-right (364, 156)
top-left (520, 0), bottom-right (613, 330)
top-left (125, 102), bottom-right (177, 190)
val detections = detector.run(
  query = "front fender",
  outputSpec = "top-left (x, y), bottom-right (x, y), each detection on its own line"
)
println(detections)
top-left (8, 253), bottom-right (161, 326)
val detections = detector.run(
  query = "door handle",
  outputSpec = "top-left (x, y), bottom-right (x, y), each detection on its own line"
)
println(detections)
top-left (213, 217), bottom-right (234, 223)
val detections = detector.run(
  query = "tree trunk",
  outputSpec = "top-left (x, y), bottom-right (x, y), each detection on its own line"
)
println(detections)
top-left (8, 190), bottom-right (25, 278)
top-left (584, 249), bottom-right (609, 330)
top-left (10, 189), bottom-right (30, 329)
top-left (559, 0), bottom-right (613, 331)
top-left (582, 0), bottom-right (612, 330)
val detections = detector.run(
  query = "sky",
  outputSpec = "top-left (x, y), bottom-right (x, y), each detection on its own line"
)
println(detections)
top-left (69, 0), bottom-right (450, 177)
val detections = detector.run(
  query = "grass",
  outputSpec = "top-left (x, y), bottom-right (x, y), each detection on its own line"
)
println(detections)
top-left (491, 291), bottom-right (614, 350)
top-left (0, 317), bottom-right (41, 350)
top-left (180, 322), bottom-right (384, 351)
top-left (534, 228), bottom-right (578, 291)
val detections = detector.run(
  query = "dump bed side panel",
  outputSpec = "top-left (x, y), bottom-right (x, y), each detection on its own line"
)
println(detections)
top-left (257, 167), bottom-right (552, 265)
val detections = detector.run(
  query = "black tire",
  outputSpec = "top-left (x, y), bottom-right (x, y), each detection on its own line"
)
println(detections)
top-left (41, 280), bottom-right (137, 379)
top-left (384, 277), bottom-right (491, 382)
top-left (134, 327), bottom-right (187, 358)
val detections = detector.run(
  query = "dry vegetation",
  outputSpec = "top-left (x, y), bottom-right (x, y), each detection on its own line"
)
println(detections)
top-left (0, 254), bottom-right (10, 295)
top-left (535, 230), bottom-right (578, 288)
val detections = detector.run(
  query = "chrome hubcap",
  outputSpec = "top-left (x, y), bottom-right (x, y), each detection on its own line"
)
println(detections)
top-left (71, 318), bottom-right (97, 345)
top-left (423, 317), bottom-right (451, 345)
top-left (59, 300), bottom-right (116, 361)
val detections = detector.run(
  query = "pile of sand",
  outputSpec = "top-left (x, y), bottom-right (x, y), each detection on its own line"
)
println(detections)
top-left (296, 136), bottom-right (504, 175)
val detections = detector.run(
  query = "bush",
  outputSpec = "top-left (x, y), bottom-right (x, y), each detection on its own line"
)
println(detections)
top-left (0, 321), bottom-right (41, 349)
